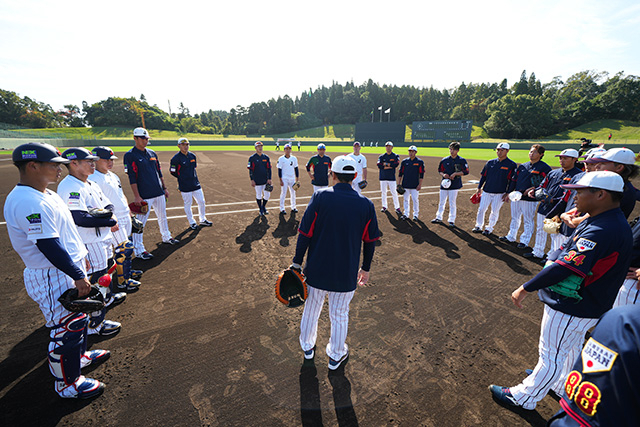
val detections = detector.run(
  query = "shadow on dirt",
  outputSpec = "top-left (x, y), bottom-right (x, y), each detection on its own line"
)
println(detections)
top-left (385, 211), bottom-right (460, 259)
top-left (235, 215), bottom-right (270, 253)
top-left (272, 211), bottom-right (300, 247)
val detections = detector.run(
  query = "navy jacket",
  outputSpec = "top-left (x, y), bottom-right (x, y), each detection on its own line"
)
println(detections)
top-left (170, 151), bottom-right (201, 192)
top-left (123, 147), bottom-right (164, 199)
top-left (398, 157), bottom-right (425, 189)
top-left (478, 158), bottom-right (517, 194)
top-left (247, 153), bottom-right (271, 185)
top-left (377, 152), bottom-right (400, 181)
top-left (510, 160), bottom-right (552, 201)
top-left (438, 155), bottom-right (469, 190)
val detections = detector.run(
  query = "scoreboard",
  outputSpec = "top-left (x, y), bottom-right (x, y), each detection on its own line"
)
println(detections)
top-left (411, 120), bottom-right (473, 141)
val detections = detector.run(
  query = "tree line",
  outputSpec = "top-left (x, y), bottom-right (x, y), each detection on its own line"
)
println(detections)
top-left (1, 70), bottom-right (638, 139)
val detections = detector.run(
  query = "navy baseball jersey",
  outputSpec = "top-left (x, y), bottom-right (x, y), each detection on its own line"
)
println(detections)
top-left (377, 152), bottom-right (400, 181)
top-left (630, 216), bottom-right (640, 267)
top-left (537, 166), bottom-right (583, 216)
top-left (123, 147), bottom-right (164, 199)
top-left (247, 153), bottom-right (272, 185)
top-left (170, 151), bottom-right (201, 192)
top-left (511, 160), bottom-right (552, 200)
top-left (549, 305), bottom-right (640, 427)
top-left (438, 155), bottom-right (469, 190)
top-left (620, 181), bottom-right (637, 219)
top-left (478, 158), bottom-right (517, 194)
top-left (528, 207), bottom-right (632, 318)
top-left (306, 155), bottom-right (332, 186)
top-left (398, 157), bottom-right (425, 189)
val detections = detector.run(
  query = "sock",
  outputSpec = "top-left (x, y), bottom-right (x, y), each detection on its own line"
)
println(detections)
top-left (256, 199), bottom-right (262, 211)
top-left (262, 199), bottom-right (268, 210)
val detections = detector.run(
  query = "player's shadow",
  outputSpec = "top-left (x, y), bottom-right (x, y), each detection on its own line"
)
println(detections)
top-left (490, 395), bottom-right (549, 427)
top-left (449, 228), bottom-right (533, 275)
top-left (328, 368), bottom-right (358, 426)
top-left (235, 215), bottom-right (270, 253)
top-left (385, 212), bottom-right (460, 259)
top-left (0, 325), bottom-right (49, 392)
top-left (272, 211), bottom-right (300, 247)
top-left (132, 227), bottom-right (201, 272)
top-left (299, 360), bottom-right (323, 426)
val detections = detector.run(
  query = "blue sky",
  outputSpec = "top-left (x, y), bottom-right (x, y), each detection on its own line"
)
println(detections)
top-left (1, 0), bottom-right (639, 114)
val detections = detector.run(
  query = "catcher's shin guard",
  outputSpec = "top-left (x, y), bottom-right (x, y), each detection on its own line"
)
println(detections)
top-left (49, 312), bottom-right (88, 385)
top-left (115, 241), bottom-right (134, 286)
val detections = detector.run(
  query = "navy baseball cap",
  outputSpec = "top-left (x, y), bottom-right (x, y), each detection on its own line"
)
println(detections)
top-left (91, 146), bottom-right (118, 160)
top-left (12, 142), bottom-right (69, 164)
top-left (62, 147), bottom-right (99, 161)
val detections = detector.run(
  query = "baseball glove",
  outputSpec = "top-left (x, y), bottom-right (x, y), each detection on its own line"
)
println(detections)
top-left (534, 188), bottom-right (552, 204)
top-left (542, 263), bottom-right (584, 301)
top-left (131, 215), bottom-right (144, 234)
top-left (275, 267), bottom-right (308, 308)
top-left (358, 180), bottom-right (368, 190)
top-left (396, 185), bottom-right (405, 195)
top-left (88, 207), bottom-right (113, 219)
top-left (470, 192), bottom-right (481, 204)
top-left (58, 286), bottom-right (105, 313)
top-left (543, 217), bottom-right (562, 234)
top-left (265, 183), bottom-right (274, 192)
top-left (129, 201), bottom-right (149, 215)
top-left (292, 181), bottom-right (301, 191)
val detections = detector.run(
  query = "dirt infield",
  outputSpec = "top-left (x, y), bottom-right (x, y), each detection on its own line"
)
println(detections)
top-left (1, 150), bottom-right (635, 426)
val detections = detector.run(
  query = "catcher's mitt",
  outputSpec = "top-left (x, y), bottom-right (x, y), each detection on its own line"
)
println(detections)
top-left (357, 180), bottom-right (368, 190)
top-left (88, 207), bottom-right (113, 219)
top-left (129, 201), bottom-right (149, 215)
top-left (543, 217), bottom-right (562, 234)
top-left (275, 267), bottom-right (308, 308)
top-left (534, 187), bottom-right (552, 204)
top-left (470, 192), bottom-right (481, 204)
top-left (265, 183), bottom-right (274, 192)
top-left (396, 185), bottom-right (406, 195)
top-left (58, 285), bottom-right (105, 313)
top-left (131, 215), bottom-right (144, 234)
top-left (292, 181), bottom-right (301, 191)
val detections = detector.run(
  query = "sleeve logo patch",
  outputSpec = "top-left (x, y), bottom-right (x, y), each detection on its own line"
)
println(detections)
top-left (69, 192), bottom-right (80, 200)
top-left (581, 337), bottom-right (617, 373)
top-left (576, 238), bottom-right (596, 252)
top-left (26, 213), bottom-right (41, 224)
top-left (26, 213), bottom-right (42, 234)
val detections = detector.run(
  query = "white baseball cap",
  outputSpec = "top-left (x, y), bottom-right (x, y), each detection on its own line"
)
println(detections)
top-left (353, 141), bottom-right (361, 146)
top-left (556, 148), bottom-right (579, 158)
top-left (284, 143), bottom-right (292, 149)
top-left (177, 137), bottom-right (189, 145)
top-left (560, 170), bottom-right (624, 192)
top-left (332, 155), bottom-right (357, 174)
top-left (584, 147), bottom-right (636, 165)
top-left (408, 145), bottom-right (417, 152)
top-left (496, 142), bottom-right (510, 150)
top-left (317, 143), bottom-right (326, 150)
top-left (385, 141), bottom-right (393, 146)
top-left (581, 147), bottom-right (607, 160)
top-left (441, 178), bottom-right (452, 189)
top-left (254, 141), bottom-right (263, 147)
top-left (133, 127), bottom-right (150, 138)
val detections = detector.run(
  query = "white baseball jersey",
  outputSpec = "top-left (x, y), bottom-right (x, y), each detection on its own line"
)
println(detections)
top-left (4, 185), bottom-right (87, 269)
top-left (348, 153), bottom-right (367, 178)
top-left (57, 175), bottom-right (112, 244)
top-left (277, 155), bottom-right (298, 180)
top-left (88, 170), bottom-right (130, 218)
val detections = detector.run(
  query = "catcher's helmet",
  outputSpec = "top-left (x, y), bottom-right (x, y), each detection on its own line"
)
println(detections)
top-left (12, 142), bottom-right (69, 164)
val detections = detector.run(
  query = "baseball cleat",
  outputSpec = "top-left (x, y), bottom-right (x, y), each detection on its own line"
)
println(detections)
top-left (81, 349), bottom-right (111, 369)
top-left (200, 219), bottom-right (213, 227)
top-left (431, 218), bottom-right (442, 224)
top-left (303, 345), bottom-right (316, 360)
top-left (263, 209), bottom-right (269, 215)
top-left (412, 216), bottom-right (419, 221)
top-left (138, 251), bottom-right (153, 260)
top-left (448, 222), bottom-right (455, 228)
top-left (482, 230), bottom-right (491, 236)
top-left (56, 375), bottom-right (105, 399)
top-left (130, 270), bottom-right (143, 280)
top-left (291, 209), bottom-right (298, 213)
top-left (116, 279), bottom-right (140, 293)
top-left (380, 207), bottom-right (387, 212)
top-left (328, 351), bottom-right (349, 370)
top-left (280, 210), bottom-right (286, 214)
top-left (105, 292), bottom-right (126, 308)
top-left (189, 223), bottom-right (198, 230)
top-left (88, 320), bottom-right (121, 337)
top-left (471, 227), bottom-right (482, 233)
top-left (525, 369), bottom-right (534, 376)
top-left (163, 238), bottom-right (180, 245)
top-left (517, 243), bottom-right (528, 250)
top-left (395, 208), bottom-right (402, 214)
top-left (498, 236), bottom-right (510, 242)
top-left (488, 385), bottom-right (526, 409)
top-left (400, 215), bottom-right (408, 220)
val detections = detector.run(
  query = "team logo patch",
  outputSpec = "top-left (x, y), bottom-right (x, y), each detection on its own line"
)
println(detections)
top-left (576, 238), bottom-right (596, 252)
top-left (69, 192), bottom-right (80, 200)
top-left (65, 152), bottom-right (78, 159)
top-left (26, 213), bottom-right (42, 234)
top-left (124, 165), bottom-right (128, 173)
top-left (581, 337), bottom-right (617, 373)
top-left (21, 150), bottom-right (37, 160)
top-left (26, 213), bottom-right (41, 224)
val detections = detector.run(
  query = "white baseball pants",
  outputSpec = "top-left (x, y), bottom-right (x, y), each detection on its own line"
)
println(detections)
top-left (403, 189), bottom-right (420, 218)
top-left (474, 192), bottom-right (504, 232)
top-left (254, 185), bottom-right (271, 200)
top-left (613, 278), bottom-right (640, 307)
top-left (111, 214), bottom-right (132, 246)
top-left (312, 185), bottom-right (328, 193)
top-left (505, 200), bottom-right (538, 245)
top-left (380, 181), bottom-right (400, 210)
top-left (531, 213), bottom-right (549, 258)
top-left (85, 241), bottom-right (109, 275)
top-left (435, 189), bottom-right (459, 223)
top-left (279, 179), bottom-right (297, 210)
top-left (549, 234), bottom-right (570, 256)
top-left (132, 194), bottom-right (172, 256)
top-left (182, 188), bottom-right (207, 225)
top-left (510, 305), bottom-right (597, 410)
top-left (300, 285), bottom-right (355, 362)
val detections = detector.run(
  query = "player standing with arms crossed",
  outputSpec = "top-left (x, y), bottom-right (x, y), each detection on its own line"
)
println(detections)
top-left (293, 155), bottom-right (380, 369)
top-left (5, 142), bottom-right (109, 399)
top-left (431, 142), bottom-right (469, 227)
top-left (306, 143), bottom-right (332, 192)
top-left (124, 127), bottom-right (179, 260)
top-left (276, 143), bottom-right (299, 214)
top-left (398, 145), bottom-right (425, 220)
top-left (58, 148), bottom-right (124, 337)
top-left (489, 171), bottom-right (632, 411)
top-left (89, 146), bottom-right (142, 293)
top-left (247, 141), bottom-right (272, 216)
top-left (472, 142), bottom-right (517, 236)
top-left (169, 138), bottom-right (213, 229)
top-left (348, 141), bottom-right (367, 195)
top-left (377, 141), bottom-right (401, 213)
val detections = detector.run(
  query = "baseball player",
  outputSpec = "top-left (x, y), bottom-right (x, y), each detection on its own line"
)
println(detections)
top-left (247, 141), bottom-right (272, 216)
top-left (297, 141), bottom-right (301, 151)
top-left (57, 148), bottom-right (124, 337)
top-left (431, 142), bottom-right (469, 227)
top-left (123, 127), bottom-right (179, 260)
top-left (472, 142), bottom-right (517, 236)
top-left (169, 138), bottom-right (213, 229)
top-left (377, 141), bottom-right (401, 214)
top-left (500, 144), bottom-right (551, 248)
top-left (489, 171), bottom-right (632, 411)
top-left (398, 145), bottom-right (425, 220)
top-left (524, 148), bottom-right (582, 261)
top-left (88, 146), bottom-right (142, 293)
top-left (276, 143), bottom-right (299, 214)
top-left (548, 304), bottom-right (640, 426)
top-left (4, 142), bottom-right (109, 399)
top-left (293, 155), bottom-right (380, 369)
top-left (588, 147), bottom-right (639, 218)
top-left (348, 141), bottom-right (367, 195)
top-left (306, 143), bottom-right (332, 192)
